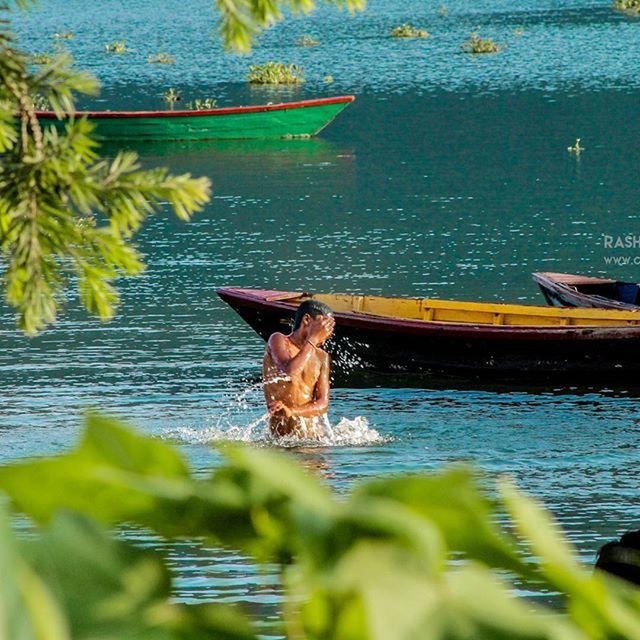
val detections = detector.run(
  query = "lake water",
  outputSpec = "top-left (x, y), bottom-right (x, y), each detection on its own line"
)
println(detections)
top-left (5, 0), bottom-right (640, 633)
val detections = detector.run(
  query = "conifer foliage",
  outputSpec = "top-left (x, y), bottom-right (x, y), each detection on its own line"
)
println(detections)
top-left (0, 1), bottom-right (210, 335)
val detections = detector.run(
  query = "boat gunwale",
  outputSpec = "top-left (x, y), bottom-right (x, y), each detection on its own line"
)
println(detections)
top-left (216, 287), bottom-right (640, 340)
top-left (532, 271), bottom-right (620, 287)
top-left (35, 95), bottom-right (355, 120)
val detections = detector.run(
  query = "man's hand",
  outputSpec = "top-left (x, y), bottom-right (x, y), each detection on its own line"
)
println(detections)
top-left (308, 316), bottom-right (335, 346)
top-left (268, 400), bottom-right (293, 417)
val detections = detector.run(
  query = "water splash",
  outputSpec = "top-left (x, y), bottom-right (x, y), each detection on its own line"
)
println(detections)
top-left (164, 414), bottom-right (388, 448)
top-left (330, 335), bottom-right (370, 373)
top-left (162, 374), bottom-right (388, 447)
top-left (203, 374), bottom-right (290, 435)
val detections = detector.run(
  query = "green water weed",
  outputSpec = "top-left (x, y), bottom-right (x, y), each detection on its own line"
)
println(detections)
top-left (248, 62), bottom-right (304, 84)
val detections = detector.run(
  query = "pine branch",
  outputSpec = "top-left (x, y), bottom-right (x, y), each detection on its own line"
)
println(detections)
top-left (216, 0), bottom-right (367, 52)
top-left (0, 8), bottom-right (211, 335)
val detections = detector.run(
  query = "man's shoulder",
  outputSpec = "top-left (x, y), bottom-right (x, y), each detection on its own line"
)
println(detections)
top-left (268, 331), bottom-right (288, 344)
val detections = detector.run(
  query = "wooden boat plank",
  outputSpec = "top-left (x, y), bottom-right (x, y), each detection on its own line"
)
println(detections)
top-left (538, 272), bottom-right (617, 286)
top-left (307, 291), bottom-right (640, 324)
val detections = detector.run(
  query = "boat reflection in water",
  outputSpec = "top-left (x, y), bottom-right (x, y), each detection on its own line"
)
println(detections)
top-left (99, 135), bottom-right (354, 164)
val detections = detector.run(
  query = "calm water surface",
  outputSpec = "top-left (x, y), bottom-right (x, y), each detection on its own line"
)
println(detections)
top-left (4, 0), bottom-right (640, 631)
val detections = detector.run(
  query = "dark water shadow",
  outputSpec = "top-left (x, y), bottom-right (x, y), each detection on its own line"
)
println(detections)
top-left (242, 370), bottom-right (640, 397)
top-left (333, 370), bottom-right (640, 396)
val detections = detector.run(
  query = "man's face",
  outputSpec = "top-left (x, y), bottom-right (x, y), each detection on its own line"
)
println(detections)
top-left (304, 313), bottom-right (335, 345)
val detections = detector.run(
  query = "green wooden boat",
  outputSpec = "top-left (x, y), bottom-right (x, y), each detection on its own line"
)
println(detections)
top-left (36, 95), bottom-right (355, 142)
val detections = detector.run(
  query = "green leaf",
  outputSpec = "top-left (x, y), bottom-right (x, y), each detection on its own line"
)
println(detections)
top-left (81, 413), bottom-right (191, 477)
top-left (500, 480), bottom-right (581, 581)
top-left (24, 513), bottom-right (170, 639)
top-left (221, 445), bottom-right (335, 513)
top-left (0, 30), bottom-right (211, 334)
top-left (303, 540), bottom-right (442, 640)
top-left (0, 414), bottom-right (197, 528)
top-left (5, 417), bottom-right (640, 640)
top-left (354, 468), bottom-right (526, 573)
top-left (501, 480), bottom-right (640, 639)
top-left (0, 415), bottom-right (275, 547)
top-left (212, 446), bottom-right (338, 561)
top-left (24, 512), bottom-right (258, 640)
top-left (445, 564), bottom-right (585, 640)
top-left (310, 497), bottom-right (446, 575)
top-left (0, 507), bottom-right (70, 640)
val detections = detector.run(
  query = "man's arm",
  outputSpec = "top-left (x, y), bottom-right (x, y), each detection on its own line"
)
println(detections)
top-left (288, 353), bottom-right (330, 418)
top-left (268, 316), bottom-right (334, 377)
top-left (267, 332), bottom-right (317, 378)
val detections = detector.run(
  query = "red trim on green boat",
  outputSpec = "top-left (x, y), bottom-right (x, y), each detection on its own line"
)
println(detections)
top-left (35, 95), bottom-right (355, 119)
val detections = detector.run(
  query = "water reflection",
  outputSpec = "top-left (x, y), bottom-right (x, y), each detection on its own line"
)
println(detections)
top-left (99, 136), bottom-right (352, 164)
top-left (290, 449), bottom-right (339, 481)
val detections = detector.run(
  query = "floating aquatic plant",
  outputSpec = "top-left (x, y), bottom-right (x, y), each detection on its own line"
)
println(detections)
top-left (163, 87), bottom-right (181, 109)
top-left (105, 40), bottom-right (127, 53)
top-left (297, 34), bottom-right (319, 46)
top-left (391, 23), bottom-right (429, 38)
top-left (324, 75), bottom-right (334, 83)
top-left (148, 52), bottom-right (175, 64)
top-left (613, 0), bottom-right (640, 12)
top-left (52, 31), bottom-right (74, 39)
top-left (247, 62), bottom-right (304, 84)
top-left (462, 33), bottom-right (502, 54)
top-left (567, 138), bottom-right (584, 155)
top-left (186, 97), bottom-right (217, 110)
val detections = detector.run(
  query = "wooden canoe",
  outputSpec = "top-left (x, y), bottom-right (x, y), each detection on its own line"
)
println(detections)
top-left (35, 96), bottom-right (355, 141)
top-left (217, 287), bottom-right (640, 384)
top-left (533, 272), bottom-right (640, 311)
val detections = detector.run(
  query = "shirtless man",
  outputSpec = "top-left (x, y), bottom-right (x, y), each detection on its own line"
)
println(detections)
top-left (263, 300), bottom-right (335, 438)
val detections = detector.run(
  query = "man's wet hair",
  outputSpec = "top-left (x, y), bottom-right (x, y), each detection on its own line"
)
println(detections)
top-left (293, 300), bottom-right (334, 330)
top-left (595, 530), bottom-right (640, 587)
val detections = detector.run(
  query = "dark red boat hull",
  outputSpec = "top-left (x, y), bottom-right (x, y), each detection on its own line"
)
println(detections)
top-left (217, 288), bottom-right (640, 386)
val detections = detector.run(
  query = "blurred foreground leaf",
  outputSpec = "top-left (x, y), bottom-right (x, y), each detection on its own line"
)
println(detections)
top-left (0, 509), bottom-right (70, 640)
top-left (502, 481), bottom-right (640, 640)
top-left (0, 499), bottom-right (257, 639)
top-left (215, 0), bottom-right (367, 53)
top-left (4, 415), bottom-right (640, 638)
top-left (23, 512), bottom-right (256, 640)
top-left (353, 470), bottom-right (527, 574)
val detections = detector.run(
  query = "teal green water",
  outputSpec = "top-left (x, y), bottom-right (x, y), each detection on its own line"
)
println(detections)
top-left (5, 0), bottom-right (640, 631)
